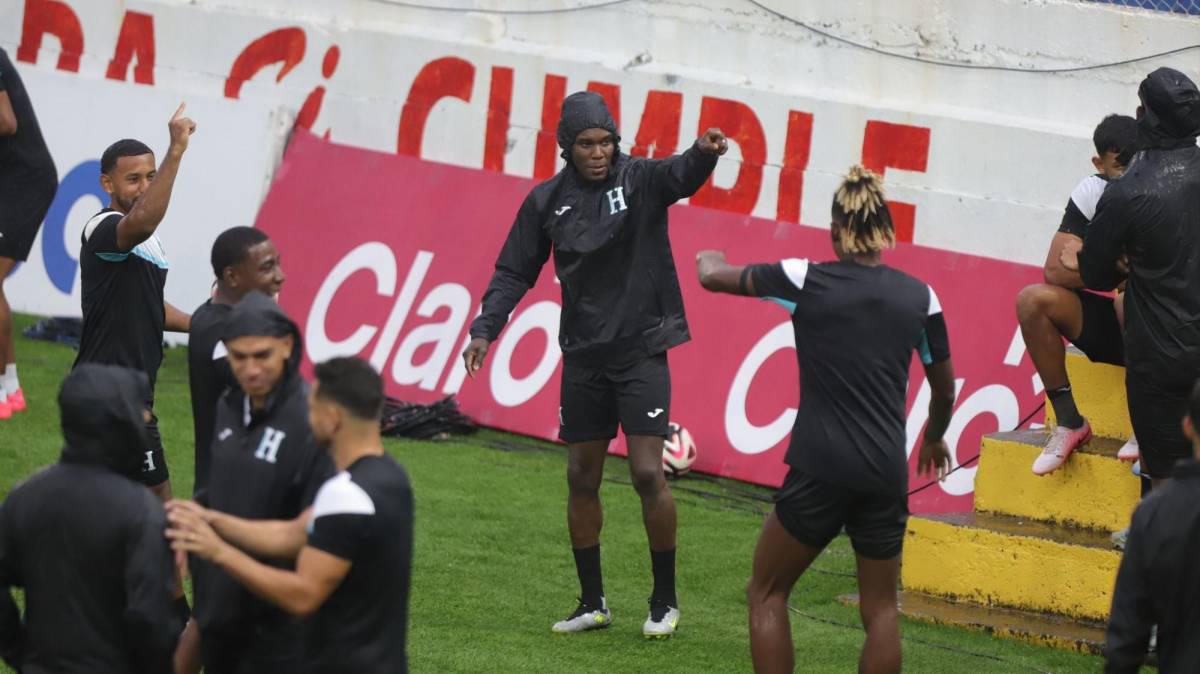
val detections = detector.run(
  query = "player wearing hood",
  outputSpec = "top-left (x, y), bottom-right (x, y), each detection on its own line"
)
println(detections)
top-left (0, 365), bottom-right (180, 673)
top-left (186, 291), bottom-right (332, 673)
top-left (1070, 67), bottom-right (1200, 487)
top-left (463, 91), bottom-right (727, 638)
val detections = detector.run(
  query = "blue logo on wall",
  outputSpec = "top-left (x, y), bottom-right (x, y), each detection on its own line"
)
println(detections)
top-left (40, 160), bottom-right (105, 294)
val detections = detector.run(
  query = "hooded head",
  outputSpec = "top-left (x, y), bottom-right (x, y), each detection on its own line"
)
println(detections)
top-left (1136, 67), bottom-right (1200, 151)
top-left (556, 91), bottom-right (621, 182)
top-left (221, 290), bottom-right (303, 402)
top-left (59, 364), bottom-right (152, 478)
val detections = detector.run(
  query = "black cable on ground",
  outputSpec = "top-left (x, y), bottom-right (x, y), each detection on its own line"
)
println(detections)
top-left (907, 400), bottom-right (1046, 497)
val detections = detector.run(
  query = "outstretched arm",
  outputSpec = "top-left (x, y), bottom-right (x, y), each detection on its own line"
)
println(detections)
top-left (167, 500), bottom-right (309, 561)
top-left (115, 103), bottom-right (197, 251)
top-left (644, 129), bottom-right (728, 205)
top-left (696, 250), bottom-right (754, 296)
top-left (165, 302), bottom-right (191, 333)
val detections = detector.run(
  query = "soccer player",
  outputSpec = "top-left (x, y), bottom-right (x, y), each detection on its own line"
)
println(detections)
top-left (696, 166), bottom-right (956, 674)
top-left (1072, 67), bottom-right (1200, 490)
top-left (462, 90), bottom-right (727, 637)
top-left (189, 226), bottom-right (286, 497)
top-left (1016, 113), bottom-right (1139, 476)
top-left (0, 47), bottom-right (58, 419)
top-left (0, 364), bottom-right (180, 672)
top-left (1104, 378), bottom-right (1200, 673)
top-left (168, 356), bottom-right (413, 674)
top-left (185, 291), bottom-right (332, 673)
top-left (74, 104), bottom-right (196, 502)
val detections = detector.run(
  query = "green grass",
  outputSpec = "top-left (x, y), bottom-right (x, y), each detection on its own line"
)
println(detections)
top-left (2, 312), bottom-right (1117, 673)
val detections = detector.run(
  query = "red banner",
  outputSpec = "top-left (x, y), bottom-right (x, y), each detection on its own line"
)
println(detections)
top-left (257, 131), bottom-right (1044, 513)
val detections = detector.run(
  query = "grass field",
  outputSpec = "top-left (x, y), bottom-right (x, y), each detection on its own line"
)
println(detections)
top-left (0, 312), bottom-right (1122, 673)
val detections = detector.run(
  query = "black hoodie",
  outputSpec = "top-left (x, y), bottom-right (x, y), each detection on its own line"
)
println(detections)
top-left (0, 365), bottom-right (179, 674)
top-left (192, 291), bottom-right (333, 640)
top-left (470, 91), bottom-right (719, 364)
top-left (1080, 67), bottom-right (1200, 378)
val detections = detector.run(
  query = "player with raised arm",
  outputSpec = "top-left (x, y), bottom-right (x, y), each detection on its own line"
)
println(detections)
top-left (74, 103), bottom-right (197, 501)
top-left (462, 91), bottom-right (726, 638)
top-left (696, 166), bottom-right (956, 674)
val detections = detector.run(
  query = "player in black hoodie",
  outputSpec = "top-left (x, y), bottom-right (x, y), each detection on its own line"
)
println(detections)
top-left (1071, 67), bottom-right (1200, 486)
top-left (188, 291), bottom-right (332, 673)
top-left (0, 364), bottom-right (180, 673)
top-left (464, 91), bottom-right (726, 638)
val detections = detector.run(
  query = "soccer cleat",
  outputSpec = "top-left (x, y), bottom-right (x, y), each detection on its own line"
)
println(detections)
top-left (1032, 422), bottom-right (1092, 476)
top-left (7, 389), bottom-right (25, 414)
top-left (1111, 527), bottom-right (1129, 551)
top-left (1117, 435), bottom-right (1139, 462)
top-left (551, 598), bottom-right (611, 634)
top-left (642, 598), bottom-right (680, 640)
top-left (0, 395), bottom-right (10, 421)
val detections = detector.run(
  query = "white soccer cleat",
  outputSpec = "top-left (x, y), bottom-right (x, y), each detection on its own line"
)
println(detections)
top-left (551, 598), bottom-right (611, 634)
top-left (642, 599), bottom-right (680, 640)
top-left (1032, 423), bottom-right (1092, 476)
top-left (1117, 435), bottom-right (1139, 462)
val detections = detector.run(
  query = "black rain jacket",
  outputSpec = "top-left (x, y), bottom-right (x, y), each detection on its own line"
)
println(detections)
top-left (470, 92), bottom-right (719, 364)
top-left (1080, 67), bottom-right (1200, 378)
top-left (0, 365), bottom-right (179, 674)
top-left (1105, 459), bottom-right (1200, 673)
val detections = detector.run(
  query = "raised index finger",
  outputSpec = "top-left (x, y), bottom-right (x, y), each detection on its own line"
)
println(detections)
top-left (172, 102), bottom-right (186, 120)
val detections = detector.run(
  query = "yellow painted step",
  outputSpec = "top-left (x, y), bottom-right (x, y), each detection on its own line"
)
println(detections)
top-left (839, 591), bottom-right (1106, 655)
top-left (1046, 347), bottom-right (1132, 440)
top-left (902, 513), bottom-right (1121, 622)
top-left (974, 430), bottom-right (1139, 532)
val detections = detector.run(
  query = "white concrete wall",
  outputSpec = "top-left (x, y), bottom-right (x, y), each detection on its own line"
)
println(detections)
top-left (2, 0), bottom-right (1196, 267)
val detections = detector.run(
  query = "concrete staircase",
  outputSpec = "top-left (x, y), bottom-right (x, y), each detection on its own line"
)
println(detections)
top-left (898, 348), bottom-right (1139, 653)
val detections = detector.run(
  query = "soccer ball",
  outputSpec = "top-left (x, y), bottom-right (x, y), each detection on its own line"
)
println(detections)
top-left (662, 422), bottom-right (697, 478)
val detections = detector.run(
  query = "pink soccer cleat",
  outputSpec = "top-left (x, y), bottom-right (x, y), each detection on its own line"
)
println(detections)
top-left (1032, 422), bottom-right (1092, 476)
top-left (0, 396), bottom-right (10, 421)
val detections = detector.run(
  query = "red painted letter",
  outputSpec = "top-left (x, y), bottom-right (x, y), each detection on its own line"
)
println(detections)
top-left (586, 81), bottom-right (621, 132)
top-left (296, 45), bottom-right (340, 137)
top-left (17, 0), bottom-right (84, 72)
top-left (397, 57), bottom-right (475, 157)
top-left (483, 66), bottom-right (514, 172)
top-left (534, 74), bottom-right (567, 180)
top-left (861, 120), bottom-right (931, 243)
top-left (630, 90), bottom-right (681, 159)
top-left (105, 11), bottom-right (155, 85)
top-left (690, 97), bottom-right (766, 215)
top-left (776, 110), bottom-right (814, 224)
top-left (225, 27), bottom-right (306, 100)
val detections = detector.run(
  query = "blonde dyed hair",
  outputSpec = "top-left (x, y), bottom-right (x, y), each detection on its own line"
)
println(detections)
top-left (832, 165), bottom-right (895, 255)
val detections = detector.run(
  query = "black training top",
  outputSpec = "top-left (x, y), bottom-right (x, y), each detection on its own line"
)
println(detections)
top-left (187, 299), bottom-right (234, 497)
top-left (75, 209), bottom-right (169, 391)
top-left (1057, 174), bottom-right (1108, 239)
top-left (192, 370), bottom-right (334, 636)
top-left (305, 454), bottom-right (414, 674)
top-left (0, 48), bottom-right (57, 233)
top-left (1106, 459), bottom-right (1200, 673)
top-left (748, 259), bottom-right (950, 497)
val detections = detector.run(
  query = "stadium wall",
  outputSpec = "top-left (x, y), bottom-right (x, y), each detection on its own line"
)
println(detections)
top-left (2, 0), bottom-right (1195, 509)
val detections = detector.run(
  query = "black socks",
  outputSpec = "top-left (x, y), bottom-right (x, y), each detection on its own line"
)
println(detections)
top-left (1047, 385), bottom-right (1085, 429)
top-left (650, 547), bottom-right (677, 608)
top-left (572, 545), bottom-right (604, 607)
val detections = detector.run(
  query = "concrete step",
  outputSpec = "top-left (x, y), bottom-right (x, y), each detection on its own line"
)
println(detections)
top-left (1046, 348), bottom-right (1132, 441)
top-left (902, 512), bottom-right (1121, 622)
top-left (974, 430), bottom-right (1139, 532)
top-left (839, 591), bottom-right (1106, 655)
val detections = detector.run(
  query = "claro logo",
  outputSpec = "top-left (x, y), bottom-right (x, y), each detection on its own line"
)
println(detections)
top-left (305, 243), bottom-right (561, 408)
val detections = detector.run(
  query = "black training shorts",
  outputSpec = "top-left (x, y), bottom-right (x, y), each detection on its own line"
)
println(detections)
top-left (0, 180), bottom-right (54, 262)
top-left (139, 400), bottom-right (170, 487)
top-left (1127, 369), bottom-right (1193, 479)
top-left (773, 468), bottom-right (908, 560)
top-left (1070, 290), bottom-right (1124, 366)
top-left (559, 353), bottom-right (671, 443)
